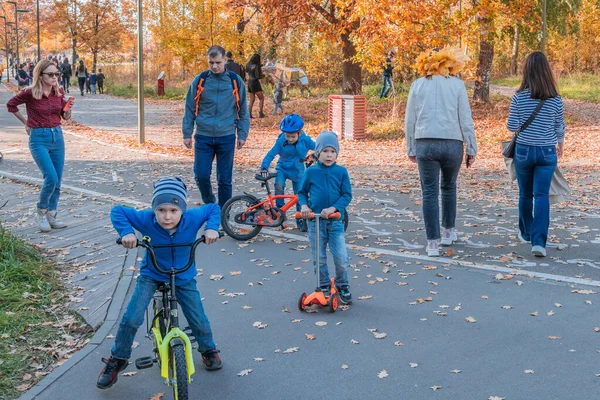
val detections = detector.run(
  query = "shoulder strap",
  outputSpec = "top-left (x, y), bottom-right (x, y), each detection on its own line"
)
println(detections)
top-left (227, 71), bottom-right (241, 120)
top-left (194, 71), bottom-right (211, 117)
top-left (518, 99), bottom-right (546, 134)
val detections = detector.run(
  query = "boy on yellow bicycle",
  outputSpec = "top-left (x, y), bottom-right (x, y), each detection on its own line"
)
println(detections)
top-left (260, 113), bottom-right (315, 232)
top-left (97, 177), bottom-right (222, 390)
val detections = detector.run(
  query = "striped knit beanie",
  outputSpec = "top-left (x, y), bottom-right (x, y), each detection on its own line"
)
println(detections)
top-left (152, 177), bottom-right (188, 213)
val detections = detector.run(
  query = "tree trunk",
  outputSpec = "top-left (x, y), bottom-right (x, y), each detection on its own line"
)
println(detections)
top-left (341, 31), bottom-right (361, 95)
top-left (92, 51), bottom-right (98, 72)
top-left (473, 16), bottom-right (494, 102)
top-left (510, 24), bottom-right (519, 75)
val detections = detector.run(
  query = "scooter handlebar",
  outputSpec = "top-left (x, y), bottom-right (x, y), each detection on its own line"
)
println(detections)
top-left (295, 211), bottom-right (341, 220)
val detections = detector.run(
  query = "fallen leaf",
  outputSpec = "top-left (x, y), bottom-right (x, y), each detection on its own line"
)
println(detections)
top-left (341, 364), bottom-right (349, 370)
top-left (122, 371), bottom-right (137, 377)
top-left (315, 321), bottom-right (327, 327)
top-left (431, 386), bottom-right (442, 391)
top-left (594, 327), bottom-right (600, 333)
top-left (291, 319), bottom-right (303, 323)
top-left (305, 334), bottom-right (316, 340)
top-left (571, 289), bottom-right (597, 295)
top-left (409, 363), bottom-right (418, 368)
top-left (554, 303), bottom-right (563, 308)
top-left (488, 397), bottom-right (505, 400)
top-left (282, 306), bottom-right (290, 313)
top-left (524, 369), bottom-right (534, 374)
top-left (230, 271), bottom-right (242, 276)
top-left (394, 341), bottom-right (404, 346)
top-left (358, 295), bottom-right (373, 300)
top-left (548, 336), bottom-right (561, 340)
top-left (530, 311), bottom-right (539, 316)
top-left (351, 339), bottom-right (360, 344)
top-left (209, 274), bottom-right (224, 281)
top-left (465, 316), bottom-right (477, 323)
top-left (252, 321), bottom-right (268, 329)
top-left (282, 347), bottom-right (299, 354)
top-left (378, 370), bottom-right (389, 379)
top-left (373, 332), bottom-right (387, 339)
top-left (149, 393), bottom-right (165, 400)
top-left (254, 358), bottom-right (264, 362)
top-left (450, 369), bottom-right (461, 374)
top-left (501, 305), bottom-right (513, 310)
top-left (547, 310), bottom-right (555, 316)
top-left (237, 369), bottom-right (253, 376)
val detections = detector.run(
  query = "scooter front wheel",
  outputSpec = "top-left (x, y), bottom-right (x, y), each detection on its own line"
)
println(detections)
top-left (221, 195), bottom-right (263, 241)
top-left (298, 293), bottom-right (307, 312)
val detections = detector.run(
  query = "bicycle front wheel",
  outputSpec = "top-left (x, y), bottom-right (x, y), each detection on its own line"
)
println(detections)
top-left (169, 344), bottom-right (188, 400)
top-left (221, 195), bottom-right (263, 241)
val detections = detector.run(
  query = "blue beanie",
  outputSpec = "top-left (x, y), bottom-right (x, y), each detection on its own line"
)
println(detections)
top-left (315, 130), bottom-right (340, 155)
top-left (152, 177), bottom-right (188, 213)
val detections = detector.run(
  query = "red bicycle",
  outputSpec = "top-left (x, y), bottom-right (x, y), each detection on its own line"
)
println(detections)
top-left (220, 173), bottom-right (349, 241)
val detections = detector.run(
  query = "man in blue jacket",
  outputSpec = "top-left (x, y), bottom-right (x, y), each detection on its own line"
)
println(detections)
top-left (182, 45), bottom-right (250, 207)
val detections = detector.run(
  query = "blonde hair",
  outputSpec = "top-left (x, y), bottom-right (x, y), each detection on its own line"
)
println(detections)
top-left (415, 46), bottom-right (469, 77)
top-left (31, 60), bottom-right (61, 100)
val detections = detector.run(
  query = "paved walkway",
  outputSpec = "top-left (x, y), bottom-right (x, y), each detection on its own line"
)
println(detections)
top-left (2, 82), bottom-right (600, 399)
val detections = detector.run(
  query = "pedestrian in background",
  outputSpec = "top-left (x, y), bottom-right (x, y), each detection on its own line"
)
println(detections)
top-left (97, 68), bottom-right (106, 94)
top-left (17, 64), bottom-right (30, 89)
top-left (6, 59), bottom-right (74, 232)
top-left (272, 80), bottom-right (285, 115)
top-left (61, 57), bottom-right (72, 93)
top-left (246, 54), bottom-right (265, 118)
top-left (182, 45), bottom-right (250, 207)
top-left (506, 52), bottom-right (565, 258)
top-left (380, 50), bottom-right (395, 98)
top-left (225, 51), bottom-right (245, 81)
top-left (89, 70), bottom-right (98, 94)
top-left (404, 46), bottom-right (477, 257)
top-left (76, 60), bottom-right (88, 96)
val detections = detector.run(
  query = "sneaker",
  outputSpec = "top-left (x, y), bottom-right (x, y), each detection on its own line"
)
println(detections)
top-left (337, 285), bottom-right (353, 304)
top-left (201, 349), bottom-right (222, 371)
top-left (320, 285), bottom-right (330, 298)
top-left (96, 356), bottom-right (128, 389)
top-left (517, 231), bottom-right (531, 244)
top-left (531, 245), bottom-right (546, 257)
top-left (47, 211), bottom-right (67, 229)
top-left (440, 228), bottom-right (458, 246)
top-left (426, 240), bottom-right (440, 257)
top-left (35, 208), bottom-right (51, 232)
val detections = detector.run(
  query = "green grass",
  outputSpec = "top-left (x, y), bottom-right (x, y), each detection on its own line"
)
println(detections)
top-left (0, 222), bottom-right (90, 399)
top-left (105, 82), bottom-right (188, 100)
top-left (493, 73), bottom-right (600, 102)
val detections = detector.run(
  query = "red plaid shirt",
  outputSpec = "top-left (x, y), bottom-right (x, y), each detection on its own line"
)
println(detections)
top-left (6, 87), bottom-right (67, 129)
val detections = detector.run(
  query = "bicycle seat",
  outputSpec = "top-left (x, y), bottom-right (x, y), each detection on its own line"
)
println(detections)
top-left (255, 173), bottom-right (278, 182)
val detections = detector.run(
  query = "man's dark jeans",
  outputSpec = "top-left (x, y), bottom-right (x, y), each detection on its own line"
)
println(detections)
top-left (194, 134), bottom-right (236, 207)
top-left (416, 139), bottom-right (463, 240)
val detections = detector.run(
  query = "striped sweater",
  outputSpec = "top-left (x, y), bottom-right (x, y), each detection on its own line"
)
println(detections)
top-left (506, 89), bottom-right (565, 146)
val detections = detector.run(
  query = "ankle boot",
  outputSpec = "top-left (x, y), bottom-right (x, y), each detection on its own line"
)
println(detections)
top-left (47, 211), bottom-right (67, 229)
top-left (35, 209), bottom-right (51, 232)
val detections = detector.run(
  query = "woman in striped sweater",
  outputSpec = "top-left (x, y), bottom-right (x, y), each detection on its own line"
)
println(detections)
top-left (507, 52), bottom-right (565, 257)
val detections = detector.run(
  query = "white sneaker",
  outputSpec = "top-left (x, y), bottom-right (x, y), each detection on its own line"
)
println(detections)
top-left (35, 208), bottom-right (51, 232)
top-left (517, 231), bottom-right (531, 244)
top-left (532, 245), bottom-right (546, 257)
top-left (440, 228), bottom-right (458, 246)
top-left (47, 211), bottom-right (67, 229)
top-left (426, 240), bottom-right (440, 257)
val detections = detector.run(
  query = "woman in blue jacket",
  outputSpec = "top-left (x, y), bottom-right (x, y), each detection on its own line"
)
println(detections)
top-left (260, 114), bottom-right (315, 231)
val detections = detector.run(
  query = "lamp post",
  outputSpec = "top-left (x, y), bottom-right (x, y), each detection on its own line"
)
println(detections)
top-left (5, 2), bottom-right (29, 68)
top-left (137, 0), bottom-right (144, 144)
top-left (0, 14), bottom-right (9, 79)
top-left (36, 0), bottom-right (39, 60)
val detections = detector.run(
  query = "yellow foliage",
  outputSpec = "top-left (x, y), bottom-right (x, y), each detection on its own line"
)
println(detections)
top-left (414, 46), bottom-right (470, 77)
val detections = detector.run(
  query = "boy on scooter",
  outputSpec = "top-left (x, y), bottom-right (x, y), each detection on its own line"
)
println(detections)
top-left (97, 177), bottom-right (222, 390)
top-left (298, 131), bottom-right (353, 304)
top-left (260, 113), bottom-right (315, 232)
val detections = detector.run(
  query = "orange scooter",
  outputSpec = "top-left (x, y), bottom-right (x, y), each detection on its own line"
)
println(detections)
top-left (296, 211), bottom-right (341, 313)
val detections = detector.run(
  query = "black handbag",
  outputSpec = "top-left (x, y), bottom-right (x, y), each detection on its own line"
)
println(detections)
top-left (502, 99), bottom-right (546, 158)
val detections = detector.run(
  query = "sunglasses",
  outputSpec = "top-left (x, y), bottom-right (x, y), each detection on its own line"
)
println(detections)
top-left (43, 72), bottom-right (61, 78)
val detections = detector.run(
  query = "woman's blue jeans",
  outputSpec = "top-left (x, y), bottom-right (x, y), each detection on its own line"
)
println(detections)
top-left (514, 144), bottom-right (557, 247)
top-left (28, 127), bottom-right (65, 210)
top-left (111, 276), bottom-right (216, 360)
top-left (416, 139), bottom-right (463, 240)
top-left (307, 219), bottom-right (349, 288)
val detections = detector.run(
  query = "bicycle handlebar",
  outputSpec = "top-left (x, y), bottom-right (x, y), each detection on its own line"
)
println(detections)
top-left (295, 211), bottom-right (341, 220)
top-left (116, 232), bottom-right (224, 275)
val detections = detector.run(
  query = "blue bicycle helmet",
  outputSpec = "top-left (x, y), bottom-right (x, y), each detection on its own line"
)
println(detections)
top-left (279, 114), bottom-right (305, 133)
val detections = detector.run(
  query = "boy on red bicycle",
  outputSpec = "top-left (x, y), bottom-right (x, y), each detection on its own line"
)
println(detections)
top-left (260, 114), bottom-right (315, 232)
top-left (97, 177), bottom-right (222, 390)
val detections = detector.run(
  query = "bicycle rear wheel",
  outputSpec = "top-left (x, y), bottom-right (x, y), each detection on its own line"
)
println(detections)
top-left (221, 195), bottom-right (263, 241)
top-left (169, 344), bottom-right (188, 400)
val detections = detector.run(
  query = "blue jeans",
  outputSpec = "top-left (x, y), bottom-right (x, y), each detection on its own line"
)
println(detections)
top-left (29, 127), bottom-right (65, 210)
top-left (380, 75), bottom-right (392, 98)
top-left (90, 83), bottom-right (97, 93)
top-left (273, 101), bottom-right (283, 115)
top-left (111, 275), bottom-right (216, 360)
top-left (307, 219), bottom-right (349, 288)
top-left (193, 134), bottom-right (236, 208)
top-left (274, 170), bottom-right (302, 211)
top-left (78, 77), bottom-right (86, 93)
top-left (514, 144), bottom-right (557, 247)
top-left (416, 139), bottom-right (463, 240)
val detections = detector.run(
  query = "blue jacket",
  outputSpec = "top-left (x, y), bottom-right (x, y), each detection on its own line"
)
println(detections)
top-left (261, 131), bottom-right (316, 177)
top-left (182, 70), bottom-right (250, 141)
top-left (110, 204), bottom-right (221, 283)
top-left (298, 161), bottom-right (352, 219)
top-left (88, 73), bottom-right (97, 85)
